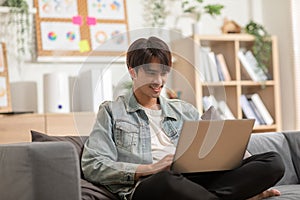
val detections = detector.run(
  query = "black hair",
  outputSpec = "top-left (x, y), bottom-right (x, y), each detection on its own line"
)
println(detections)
top-left (126, 36), bottom-right (172, 71)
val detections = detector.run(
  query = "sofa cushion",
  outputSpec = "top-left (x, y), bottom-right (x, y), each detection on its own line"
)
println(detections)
top-left (31, 130), bottom-right (119, 200)
top-left (31, 130), bottom-right (88, 160)
top-left (270, 185), bottom-right (300, 200)
top-left (247, 132), bottom-right (298, 185)
top-left (282, 131), bottom-right (300, 183)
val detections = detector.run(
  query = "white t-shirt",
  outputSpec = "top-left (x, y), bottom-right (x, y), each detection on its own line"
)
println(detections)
top-left (142, 106), bottom-right (176, 163)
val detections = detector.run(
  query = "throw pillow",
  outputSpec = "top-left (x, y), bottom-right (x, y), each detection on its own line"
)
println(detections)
top-left (30, 130), bottom-right (88, 159)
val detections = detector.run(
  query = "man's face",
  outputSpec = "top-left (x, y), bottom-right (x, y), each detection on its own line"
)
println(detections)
top-left (131, 59), bottom-right (170, 99)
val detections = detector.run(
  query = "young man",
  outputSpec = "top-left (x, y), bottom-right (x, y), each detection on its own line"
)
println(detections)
top-left (81, 36), bottom-right (284, 200)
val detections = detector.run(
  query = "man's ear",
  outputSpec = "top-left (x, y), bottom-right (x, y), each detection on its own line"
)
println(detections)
top-left (129, 67), bottom-right (136, 79)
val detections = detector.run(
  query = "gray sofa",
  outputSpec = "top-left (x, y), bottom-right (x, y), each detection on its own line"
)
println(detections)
top-left (0, 130), bottom-right (299, 200)
top-left (247, 131), bottom-right (300, 200)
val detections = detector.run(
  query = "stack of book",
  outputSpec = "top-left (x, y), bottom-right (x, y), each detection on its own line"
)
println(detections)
top-left (198, 47), bottom-right (231, 82)
top-left (240, 93), bottom-right (274, 126)
top-left (202, 95), bottom-right (235, 119)
top-left (238, 49), bottom-right (269, 81)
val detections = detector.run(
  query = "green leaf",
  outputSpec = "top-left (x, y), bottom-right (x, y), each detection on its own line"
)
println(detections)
top-left (204, 4), bottom-right (224, 16)
top-left (245, 20), bottom-right (271, 73)
top-left (183, 6), bottom-right (197, 13)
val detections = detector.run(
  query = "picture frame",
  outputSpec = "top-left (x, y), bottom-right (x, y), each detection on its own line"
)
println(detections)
top-left (0, 43), bottom-right (12, 113)
top-left (34, 0), bottom-right (129, 59)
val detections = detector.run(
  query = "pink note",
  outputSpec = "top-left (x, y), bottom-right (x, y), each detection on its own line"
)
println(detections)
top-left (72, 16), bottom-right (83, 26)
top-left (86, 17), bottom-right (97, 26)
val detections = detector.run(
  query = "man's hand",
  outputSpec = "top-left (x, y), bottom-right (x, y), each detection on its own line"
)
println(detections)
top-left (134, 154), bottom-right (174, 180)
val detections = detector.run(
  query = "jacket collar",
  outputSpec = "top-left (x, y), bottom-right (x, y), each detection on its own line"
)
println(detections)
top-left (123, 89), bottom-right (178, 121)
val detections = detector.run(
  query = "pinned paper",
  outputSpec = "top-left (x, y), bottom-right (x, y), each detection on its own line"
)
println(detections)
top-left (79, 40), bottom-right (90, 52)
top-left (72, 15), bottom-right (83, 26)
top-left (86, 17), bottom-right (97, 26)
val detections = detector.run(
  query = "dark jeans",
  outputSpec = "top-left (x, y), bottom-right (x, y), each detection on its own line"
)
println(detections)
top-left (131, 152), bottom-right (285, 200)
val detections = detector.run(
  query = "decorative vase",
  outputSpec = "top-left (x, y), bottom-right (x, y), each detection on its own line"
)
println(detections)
top-left (192, 21), bottom-right (203, 35)
top-left (169, 28), bottom-right (183, 42)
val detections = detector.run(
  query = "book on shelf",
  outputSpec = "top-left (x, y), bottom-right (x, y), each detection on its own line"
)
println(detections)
top-left (244, 51), bottom-right (268, 81)
top-left (207, 51), bottom-right (220, 82)
top-left (202, 95), bottom-right (235, 119)
top-left (216, 53), bottom-right (231, 81)
top-left (198, 47), bottom-right (208, 82)
top-left (202, 95), bottom-right (219, 111)
top-left (218, 100), bottom-right (235, 119)
top-left (247, 98), bottom-right (266, 125)
top-left (214, 54), bottom-right (225, 81)
top-left (199, 48), bottom-right (226, 82)
top-left (240, 94), bottom-right (259, 126)
top-left (249, 93), bottom-right (274, 125)
top-left (238, 50), bottom-right (268, 82)
top-left (198, 47), bottom-right (212, 82)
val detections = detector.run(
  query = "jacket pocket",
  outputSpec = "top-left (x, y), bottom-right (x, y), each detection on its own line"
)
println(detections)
top-left (114, 121), bottom-right (139, 152)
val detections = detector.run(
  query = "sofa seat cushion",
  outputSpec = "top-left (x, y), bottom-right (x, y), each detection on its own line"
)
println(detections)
top-left (270, 185), bottom-right (300, 200)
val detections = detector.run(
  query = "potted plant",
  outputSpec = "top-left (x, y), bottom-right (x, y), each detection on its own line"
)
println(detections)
top-left (244, 20), bottom-right (272, 75)
top-left (143, 0), bottom-right (224, 32)
top-left (1, 0), bottom-right (31, 60)
top-left (180, 0), bottom-right (224, 34)
top-left (143, 0), bottom-right (168, 28)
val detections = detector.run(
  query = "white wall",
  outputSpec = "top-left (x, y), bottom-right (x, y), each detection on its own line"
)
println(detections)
top-left (292, 0), bottom-right (300, 130)
top-left (6, 0), bottom-right (252, 113)
top-left (259, 0), bottom-right (295, 130)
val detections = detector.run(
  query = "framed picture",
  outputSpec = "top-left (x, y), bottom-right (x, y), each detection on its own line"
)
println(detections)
top-left (34, 0), bottom-right (129, 58)
top-left (0, 43), bottom-right (12, 113)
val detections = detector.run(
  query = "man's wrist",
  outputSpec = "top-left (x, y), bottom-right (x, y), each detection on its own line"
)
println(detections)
top-left (135, 164), bottom-right (152, 180)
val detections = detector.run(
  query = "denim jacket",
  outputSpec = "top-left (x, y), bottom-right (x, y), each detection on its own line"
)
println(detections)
top-left (81, 90), bottom-right (200, 199)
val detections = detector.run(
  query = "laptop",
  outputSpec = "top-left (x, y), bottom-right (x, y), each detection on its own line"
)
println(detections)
top-left (171, 119), bottom-right (255, 173)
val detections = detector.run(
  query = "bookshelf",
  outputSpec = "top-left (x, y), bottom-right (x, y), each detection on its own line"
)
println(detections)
top-left (171, 34), bottom-right (281, 133)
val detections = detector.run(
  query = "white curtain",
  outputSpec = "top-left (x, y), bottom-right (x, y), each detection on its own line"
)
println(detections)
top-left (291, 0), bottom-right (300, 129)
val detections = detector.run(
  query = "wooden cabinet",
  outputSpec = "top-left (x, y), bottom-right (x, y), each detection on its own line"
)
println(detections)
top-left (0, 114), bottom-right (45, 144)
top-left (45, 113), bottom-right (96, 136)
top-left (171, 34), bottom-right (281, 133)
top-left (0, 112), bottom-right (96, 144)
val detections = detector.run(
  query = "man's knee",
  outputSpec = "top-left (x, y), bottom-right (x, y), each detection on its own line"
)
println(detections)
top-left (154, 171), bottom-right (184, 187)
top-left (262, 152), bottom-right (285, 181)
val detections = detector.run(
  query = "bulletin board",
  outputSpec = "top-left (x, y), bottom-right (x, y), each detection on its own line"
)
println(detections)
top-left (34, 0), bottom-right (129, 58)
top-left (0, 43), bottom-right (12, 113)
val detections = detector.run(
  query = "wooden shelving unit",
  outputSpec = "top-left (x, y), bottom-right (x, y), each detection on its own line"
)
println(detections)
top-left (0, 112), bottom-right (96, 144)
top-left (171, 34), bottom-right (281, 133)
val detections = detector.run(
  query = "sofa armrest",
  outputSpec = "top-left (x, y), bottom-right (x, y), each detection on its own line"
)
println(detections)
top-left (0, 142), bottom-right (81, 200)
top-left (247, 132), bottom-right (298, 185)
top-left (282, 131), bottom-right (300, 183)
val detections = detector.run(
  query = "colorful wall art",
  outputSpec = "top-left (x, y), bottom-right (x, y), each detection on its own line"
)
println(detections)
top-left (87, 0), bottom-right (125, 20)
top-left (90, 23), bottom-right (127, 51)
top-left (40, 22), bottom-right (81, 51)
top-left (35, 0), bottom-right (128, 58)
top-left (38, 0), bottom-right (78, 18)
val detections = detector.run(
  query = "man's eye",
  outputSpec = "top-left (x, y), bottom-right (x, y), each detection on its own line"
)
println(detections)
top-left (146, 71), bottom-right (157, 75)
